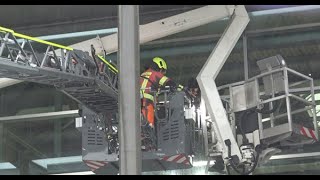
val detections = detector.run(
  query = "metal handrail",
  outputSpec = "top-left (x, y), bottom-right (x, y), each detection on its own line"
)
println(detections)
top-left (0, 26), bottom-right (72, 50)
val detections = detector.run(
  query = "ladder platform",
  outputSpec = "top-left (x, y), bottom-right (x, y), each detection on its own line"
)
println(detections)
top-left (0, 57), bottom-right (118, 113)
top-left (0, 57), bottom-right (93, 86)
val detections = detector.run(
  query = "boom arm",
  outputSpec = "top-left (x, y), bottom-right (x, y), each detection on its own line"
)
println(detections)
top-left (68, 5), bottom-right (236, 55)
top-left (197, 5), bottom-right (250, 161)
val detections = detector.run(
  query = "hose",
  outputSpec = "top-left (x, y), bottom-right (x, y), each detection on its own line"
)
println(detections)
top-left (244, 153), bottom-right (259, 175)
top-left (90, 45), bottom-right (99, 75)
top-left (226, 140), bottom-right (246, 175)
top-left (226, 165), bottom-right (231, 175)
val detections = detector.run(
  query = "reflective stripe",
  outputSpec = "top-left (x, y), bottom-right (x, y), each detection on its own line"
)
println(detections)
top-left (141, 78), bottom-right (149, 92)
top-left (97, 55), bottom-right (118, 73)
top-left (141, 75), bottom-right (150, 100)
top-left (141, 72), bottom-right (152, 76)
top-left (143, 93), bottom-right (154, 101)
top-left (141, 75), bottom-right (150, 89)
top-left (159, 76), bottom-right (168, 86)
top-left (177, 84), bottom-right (184, 91)
top-left (140, 90), bottom-right (143, 99)
top-left (109, 68), bottom-right (117, 74)
top-left (0, 26), bottom-right (14, 33)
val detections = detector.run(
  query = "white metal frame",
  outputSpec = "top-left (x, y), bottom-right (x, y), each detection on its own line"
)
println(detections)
top-left (197, 5), bottom-right (250, 160)
top-left (248, 67), bottom-right (318, 141)
top-left (217, 65), bottom-right (318, 154)
top-left (68, 5), bottom-right (236, 55)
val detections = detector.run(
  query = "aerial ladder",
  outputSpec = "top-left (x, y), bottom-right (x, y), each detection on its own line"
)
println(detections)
top-left (0, 5), bottom-right (317, 175)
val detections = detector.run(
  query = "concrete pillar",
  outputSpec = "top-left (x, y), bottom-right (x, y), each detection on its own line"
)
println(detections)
top-left (118, 5), bottom-right (141, 175)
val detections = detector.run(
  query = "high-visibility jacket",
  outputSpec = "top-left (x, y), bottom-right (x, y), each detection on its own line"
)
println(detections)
top-left (140, 68), bottom-right (171, 103)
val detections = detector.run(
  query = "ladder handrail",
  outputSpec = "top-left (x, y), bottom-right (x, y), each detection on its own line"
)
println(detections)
top-left (0, 26), bottom-right (73, 51)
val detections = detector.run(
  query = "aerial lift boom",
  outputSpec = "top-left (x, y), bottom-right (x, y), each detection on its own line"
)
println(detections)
top-left (68, 5), bottom-right (237, 56)
top-left (197, 5), bottom-right (249, 162)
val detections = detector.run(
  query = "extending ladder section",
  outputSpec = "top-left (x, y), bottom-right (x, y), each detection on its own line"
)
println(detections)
top-left (0, 26), bottom-right (119, 113)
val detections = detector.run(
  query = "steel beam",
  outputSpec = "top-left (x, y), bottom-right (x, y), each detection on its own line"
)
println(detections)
top-left (7, 130), bottom-right (46, 159)
top-left (289, 86), bottom-right (320, 93)
top-left (270, 152), bottom-right (320, 160)
top-left (118, 5), bottom-right (141, 175)
top-left (200, 98), bottom-right (209, 156)
top-left (0, 162), bottom-right (19, 175)
top-left (34, 29), bottom-right (117, 41)
top-left (243, 34), bottom-right (248, 80)
top-left (197, 5), bottom-right (249, 160)
top-left (0, 123), bottom-right (3, 162)
top-left (254, 161), bottom-right (320, 175)
top-left (0, 78), bottom-right (22, 89)
top-left (0, 110), bottom-right (79, 123)
top-left (62, 120), bottom-right (75, 130)
top-left (0, 90), bottom-right (5, 162)
top-left (17, 6), bottom-right (320, 42)
top-left (102, 29), bottom-right (320, 62)
top-left (54, 92), bottom-right (62, 157)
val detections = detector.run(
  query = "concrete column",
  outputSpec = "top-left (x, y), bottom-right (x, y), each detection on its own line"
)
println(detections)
top-left (54, 92), bottom-right (62, 157)
top-left (0, 90), bottom-right (6, 162)
top-left (118, 5), bottom-right (141, 175)
top-left (0, 123), bottom-right (4, 162)
top-left (243, 34), bottom-right (248, 80)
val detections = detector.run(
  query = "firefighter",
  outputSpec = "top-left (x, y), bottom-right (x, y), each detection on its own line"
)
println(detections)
top-left (140, 57), bottom-right (183, 128)
top-left (186, 77), bottom-right (201, 107)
